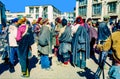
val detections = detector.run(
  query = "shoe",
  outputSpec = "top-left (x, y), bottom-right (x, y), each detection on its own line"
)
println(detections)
top-left (9, 67), bottom-right (15, 73)
top-left (21, 69), bottom-right (30, 78)
top-left (21, 74), bottom-right (30, 78)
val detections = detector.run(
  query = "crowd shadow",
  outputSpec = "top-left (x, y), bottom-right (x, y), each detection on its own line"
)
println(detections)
top-left (0, 59), bottom-right (9, 75)
top-left (91, 55), bottom-right (98, 65)
top-left (29, 55), bottom-right (38, 72)
top-left (77, 67), bottom-right (95, 79)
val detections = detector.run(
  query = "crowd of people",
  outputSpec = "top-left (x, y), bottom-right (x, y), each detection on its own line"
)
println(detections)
top-left (0, 15), bottom-right (120, 78)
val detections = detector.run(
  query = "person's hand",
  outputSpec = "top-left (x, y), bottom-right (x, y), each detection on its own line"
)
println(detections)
top-left (97, 44), bottom-right (103, 51)
top-left (93, 43), bottom-right (97, 49)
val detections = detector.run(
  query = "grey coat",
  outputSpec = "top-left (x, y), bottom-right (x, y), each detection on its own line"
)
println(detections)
top-left (38, 26), bottom-right (52, 55)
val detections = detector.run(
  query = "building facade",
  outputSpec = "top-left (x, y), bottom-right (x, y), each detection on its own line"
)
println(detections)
top-left (6, 10), bottom-right (25, 21)
top-left (76, 0), bottom-right (120, 22)
top-left (61, 12), bottom-right (75, 23)
top-left (25, 5), bottom-right (61, 22)
top-left (6, 5), bottom-right (61, 23)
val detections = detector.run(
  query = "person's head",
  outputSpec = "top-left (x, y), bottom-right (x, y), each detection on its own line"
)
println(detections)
top-left (37, 17), bottom-right (43, 25)
top-left (32, 20), bottom-right (36, 25)
top-left (42, 18), bottom-right (49, 25)
top-left (75, 16), bottom-right (84, 25)
top-left (21, 17), bottom-right (27, 23)
top-left (92, 21), bottom-right (97, 27)
top-left (17, 19), bottom-right (23, 25)
top-left (87, 18), bottom-right (92, 25)
top-left (103, 15), bottom-right (110, 22)
top-left (62, 18), bottom-right (67, 27)
top-left (110, 22), bottom-right (114, 29)
top-left (11, 18), bottom-right (19, 25)
top-left (55, 17), bottom-right (61, 25)
top-left (26, 20), bottom-right (31, 27)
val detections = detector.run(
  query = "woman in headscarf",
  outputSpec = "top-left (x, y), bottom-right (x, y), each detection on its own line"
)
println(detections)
top-left (84, 18), bottom-right (98, 57)
top-left (16, 17), bottom-right (34, 77)
top-left (72, 16), bottom-right (90, 69)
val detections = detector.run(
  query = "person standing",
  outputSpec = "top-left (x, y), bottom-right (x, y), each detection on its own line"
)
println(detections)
top-left (54, 17), bottom-right (62, 56)
top-left (72, 16), bottom-right (90, 69)
top-left (8, 18), bottom-right (19, 73)
top-left (96, 21), bottom-right (120, 78)
top-left (16, 17), bottom-right (34, 77)
top-left (38, 18), bottom-right (52, 70)
top-left (84, 18), bottom-right (98, 57)
top-left (59, 18), bottom-right (72, 65)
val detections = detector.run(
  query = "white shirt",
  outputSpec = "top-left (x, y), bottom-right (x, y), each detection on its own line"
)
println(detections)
top-left (8, 24), bottom-right (18, 47)
top-left (71, 24), bottom-right (80, 36)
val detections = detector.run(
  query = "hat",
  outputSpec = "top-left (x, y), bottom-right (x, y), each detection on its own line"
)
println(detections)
top-left (37, 17), bottom-right (42, 23)
top-left (21, 17), bottom-right (27, 23)
top-left (11, 18), bottom-right (18, 23)
top-left (92, 21), bottom-right (97, 24)
top-left (43, 18), bottom-right (49, 24)
top-left (103, 15), bottom-right (110, 19)
top-left (75, 16), bottom-right (84, 24)
top-left (17, 19), bottom-right (23, 25)
top-left (55, 17), bottom-right (61, 23)
top-left (32, 20), bottom-right (36, 24)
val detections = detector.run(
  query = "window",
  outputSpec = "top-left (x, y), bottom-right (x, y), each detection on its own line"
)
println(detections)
top-left (29, 7), bottom-right (34, 13)
top-left (79, 0), bottom-right (87, 5)
top-left (36, 14), bottom-right (39, 19)
top-left (92, 4), bottom-right (102, 16)
top-left (43, 14), bottom-right (48, 18)
top-left (7, 15), bottom-right (12, 17)
top-left (26, 14), bottom-right (32, 18)
top-left (79, 6), bottom-right (87, 16)
top-left (108, 2), bottom-right (117, 13)
top-left (93, 0), bottom-right (98, 2)
top-left (43, 7), bottom-right (48, 12)
top-left (36, 7), bottom-right (39, 13)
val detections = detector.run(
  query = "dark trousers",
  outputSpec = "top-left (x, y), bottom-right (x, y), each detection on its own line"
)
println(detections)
top-left (9, 47), bottom-right (19, 65)
top-left (18, 48), bottom-right (29, 72)
top-left (76, 52), bottom-right (86, 69)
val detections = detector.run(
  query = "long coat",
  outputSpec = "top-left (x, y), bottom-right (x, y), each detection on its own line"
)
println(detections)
top-left (72, 26), bottom-right (90, 66)
top-left (38, 25), bottom-right (52, 55)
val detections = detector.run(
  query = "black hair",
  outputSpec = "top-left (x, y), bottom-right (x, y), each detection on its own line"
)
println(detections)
top-left (62, 19), bottom-right (67, 26)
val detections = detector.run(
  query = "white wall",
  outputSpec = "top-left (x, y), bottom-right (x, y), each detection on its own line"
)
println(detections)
top-left (48, 6), bottom-right (53, 22)
top-left (87, 0), bottom-right (92, 19)
top-left (76, 1), bottom-right (79, 17)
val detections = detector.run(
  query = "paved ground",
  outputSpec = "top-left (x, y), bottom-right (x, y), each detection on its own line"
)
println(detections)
top-left (0, 52), bottom-right (112, 79)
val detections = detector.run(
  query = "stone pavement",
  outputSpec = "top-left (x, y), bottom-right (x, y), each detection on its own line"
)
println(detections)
top-left (0, 53), bottom-right (112, 79)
